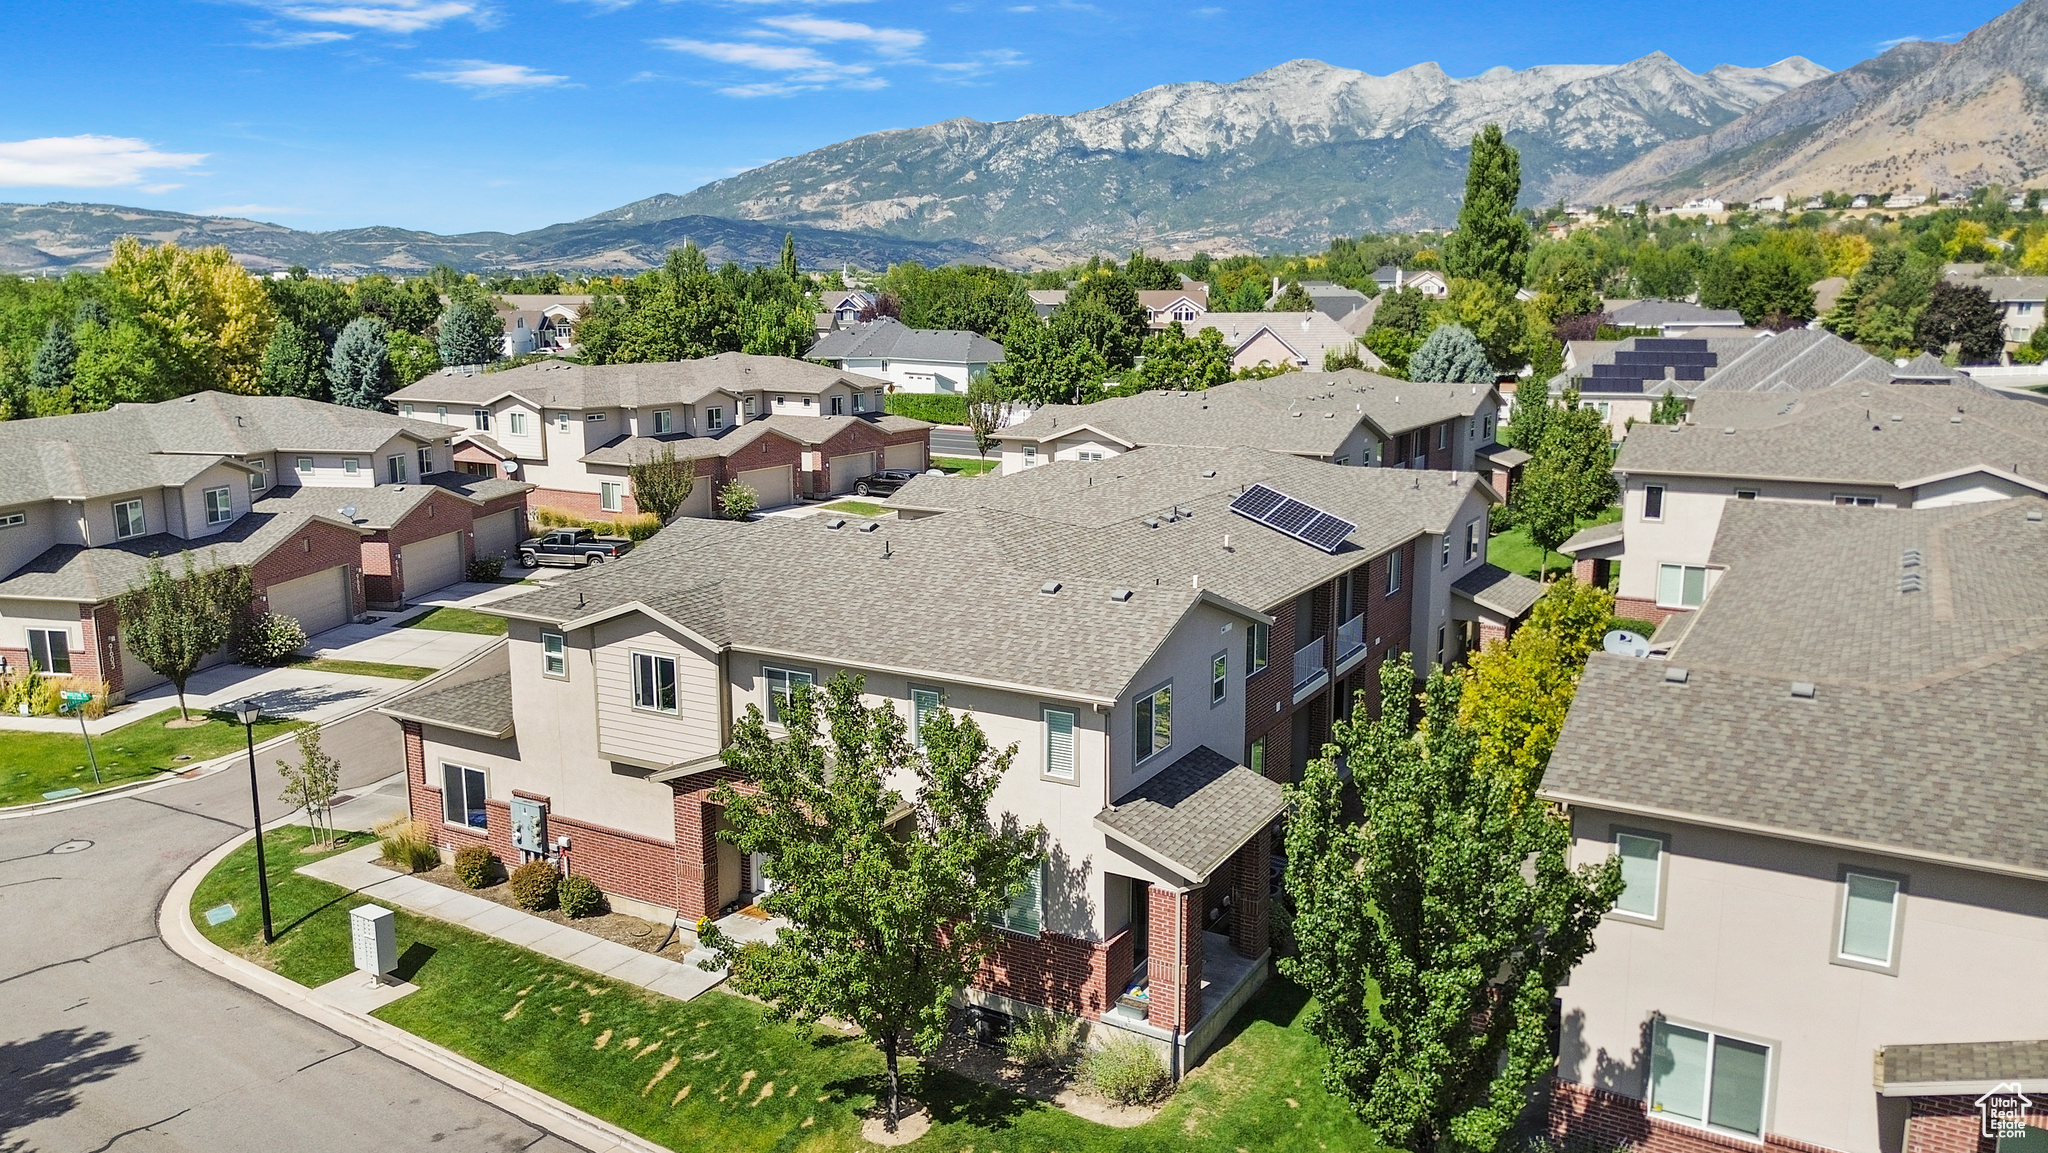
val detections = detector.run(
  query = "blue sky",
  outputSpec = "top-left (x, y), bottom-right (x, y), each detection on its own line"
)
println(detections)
top-left (0, 0), bottom-right (2004, 235)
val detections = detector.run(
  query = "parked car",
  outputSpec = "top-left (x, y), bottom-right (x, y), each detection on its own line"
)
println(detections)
top-left (518, 527), bottom-right (633, 568)
top-left (852, 469), bottom-right (920, 497)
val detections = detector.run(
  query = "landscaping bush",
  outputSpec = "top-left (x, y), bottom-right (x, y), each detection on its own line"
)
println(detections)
top-left (453, 844), bottom-right (498, 888)
top-left (1610, 616), bottom-right (1660, 638)
top-left (558, 873), bottom-right (607, 918)
top-left (885, 393), bottom-right (968, 425)
top-left (1005, 1010), bottom-right (1084, 1069)
top-left (238, 612), bottom-right (307, 666)
top-left (374, 816), bottom-right (441, 873)
top-left (718, 481), bottom-right (759, 520)
top-left (1078, 1033), bottom-right (1169, 1106)
top-left (1, 672), bottom-right (112, 719)
top-left (466, 555), bottom-right (505, 582)
top-left (508, 859), bottom-right (560, 910)
top-left (526, 508), bottom-right (662, 542)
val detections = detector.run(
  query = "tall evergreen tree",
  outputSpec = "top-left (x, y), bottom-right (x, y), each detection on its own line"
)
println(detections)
top-left (1441, 124), bottom-right (1530, 288)
top-left (779, 232), bottom-right (798, 280)
top-left (258, 318), bottom-right (330, 400)
top-left (328, 316), bottom-right (394, 409)
top-left (29, 320), bottom-right (77, 391)
top-left (436, 301), bottom-right (500, 367)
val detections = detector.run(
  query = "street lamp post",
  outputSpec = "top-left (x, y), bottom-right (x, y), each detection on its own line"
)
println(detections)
top-left (235, 699), bottom-right (275, 944)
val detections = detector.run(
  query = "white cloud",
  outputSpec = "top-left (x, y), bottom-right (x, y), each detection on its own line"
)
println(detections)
top-left (1875, 32), bottom-right (1961, 49)
top-left (273, 1), bottom-right (479, 34)
top-left (757, 16), bottom-right (924, 55)
top-left (413, 60), bottom-right (572, 89)
top-left (199, 204), bottom-right (306, 216)
top-left (248, 26), bottom-right (355, 46)
top-left (659, 37), bottom-right (878, 91)
top-left (931, 48), bottom-right (1027, 78)
top-left (0, 136), bottom-right (208, 189)
top-left (140, 183), bottom-right (186, 194)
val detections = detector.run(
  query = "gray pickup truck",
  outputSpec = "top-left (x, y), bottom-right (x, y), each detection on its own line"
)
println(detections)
top-left (517, 527), bottom-right (634, 568)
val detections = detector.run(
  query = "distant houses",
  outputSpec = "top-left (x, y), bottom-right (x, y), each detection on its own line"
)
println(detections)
top-left (805, 316), bottom-right (1005, 395)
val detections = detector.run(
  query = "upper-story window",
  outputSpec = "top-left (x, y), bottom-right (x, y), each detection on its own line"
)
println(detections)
top-left (1437, 423), bottom-right (1448, 450)
top-left (1612, 831), bottom-right (1666, 922)
top-left (249, 459), bottom-right (268, 492)
top-left (1643, 484), bottom-right (1665, 521)
top-left (853, 393), bottom-right (866, 413)
top-left (764, 665), bottom-right (814, 725)
top-left (587, 412), bottom-right (606, 423)
top-left (435, 405), bottom-right (448, 422)
top-left (1133, 681), bottom-right (1171, 763)
top-left (1210, 652), bottom-right (1228, 704)
top-left (297, 456), bottom-right (314, 475)
top-left (204, 486), bottom-right (232, 526)
top-left (0, 510), bottom-right (24, 529)
top-left (509, 411), bottom-right (528, 436)
top-left (911, 686), bottom-right (942, 748)
top-left (1735, 489), bottom-right (1757, 500)
top-left (1465, 520), bottom-right (1480, 562)
top-left (745, 398), bottom-right (758, 418)
top-left (1246, 621), bottom-right (1269, 675)
top-left (473, 409), bottom-right (490, 431)
top-left (418, 446), bottom-right (433, 479)
top-left (1023, 446), bottom-right (1038, 467)
top-left (1385, 547), bottom-right (1403, 595)
top-left (388, 454), bottom-right (408, 484)
top-left (652, 410), bottom-right (673, 435)
top-left (343, 458), bottom-right (360, 477)
top-left (1043, 707), bottom-right (1075, 780)
top-left (541, 632), bottom-right (567, 678)
top-left (1836, 871), bottom-right (1903, 970)
top-left (1483, 414), bottom-right (1494, 440)
top-left (114, 499), bottom-right (145, 540)
top-left (399, 403), bottom-right (415, 417)
top-left (631, 652), bottom-right (678, 714)
top-left (1441, 535), bottom-right (1451, 569)
top-left (707, 407), bottom-right (725, 431)
top-left (1833, 494), bottom-right (1878, 507)
top-left (830, 395), bottom-right (844, 416)
top-left (1657, 564), bottom-right (1709, 608)
top-left (556, 412), bottom-right (571, 432)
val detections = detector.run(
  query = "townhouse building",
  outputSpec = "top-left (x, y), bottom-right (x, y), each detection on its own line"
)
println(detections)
top-left (805, 318), bottom-right (1004, 395)
top-left (1544, 498), bottom-right (2048, 1153)
top-left (0, 393), bottom-right (526, 698)
top-left (386, 353), bottom-right (931, 519)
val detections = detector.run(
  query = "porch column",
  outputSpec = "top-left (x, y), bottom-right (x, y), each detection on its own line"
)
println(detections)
top-left (673, 788), bottom-right (721, 923)
top-left (1228, 829), bottom-right (1270, 959)
top-left (1145, 884), bottom-right (1204, 1033)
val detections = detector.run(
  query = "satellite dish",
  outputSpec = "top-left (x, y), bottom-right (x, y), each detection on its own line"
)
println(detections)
top-left (1602, 629), bottom-right (1651, 658)
top-left (339, 505), bottom-right (359, 521)
top-left (501, 460), bottom-right (520, 475)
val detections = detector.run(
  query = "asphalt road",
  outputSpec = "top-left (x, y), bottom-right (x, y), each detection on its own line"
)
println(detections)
top-left (926, 426), bottom-right (981, 459)
top-left (0, 710), bottom-right (589, 1153)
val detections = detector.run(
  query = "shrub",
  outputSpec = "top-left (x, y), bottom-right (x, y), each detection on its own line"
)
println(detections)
top-left (238, 612), bottom-right (308, 666)
top-left (885, 392), bottom-right (969, 425)
top-left (1079, 1034), bottom-right (1168, 1106)
top-left (373, 816), bottom-right (440, 873)
top-left (453, 844), bottom-right (497, 888)
top-left (1005, 1010), bottom-right (1083, 1069)
top-left (558, 873), bottom-right (607, 918)
top-left (466, 555), bottom-right (505, 582)
top-left (526, 508), bottom-right (663, 541)
top-left (508, 859), bottom-right (560, 910)
top-left (718, 481), bottom-right (759, 520)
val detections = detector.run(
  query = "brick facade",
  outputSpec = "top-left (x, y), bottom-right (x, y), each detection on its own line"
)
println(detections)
top-left (360, 488), bottom-right (485, 608)
top-left (1226, 829), bottom-right (1270, 959)
top-left (1613, 596), bottom-right (1681, 625)
top-left (1146, 885), bottom-right (1204, 1032)
top-left (1899, 1095), bottom-right (2048, 1153)
top-left (1548, 1078), bottom-right (1849, 1153)
top-left (975, 925), bottom-right (1133, 1021)
top-left (250, 517), bottom-right (369, 624)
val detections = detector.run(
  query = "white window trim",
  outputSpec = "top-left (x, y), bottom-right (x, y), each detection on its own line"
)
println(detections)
top-left (113, 499), bottom-right (145, 540)
top-left (1656, 563), bottom-right (1710, 609)
top-left (541, 631), bottom-right (567, 679)
top-left (1646, 1017), bottom-right (1776, 1142)
top-left (1385, 548), bottom-right (1403, 596)
top-left (599, 481), bottom-right (623, 513)
top-left (1465, 520), bottom-right (1480, 562)
top-left (1643, 484), bottom-right (1666, 522)
top-left (1832, 866), bottom-right (1906, 975)
top-left (910, 685), bottom-right (942, 749)
top-left (0, 509), bottom-right (25, 529)
top-left (26, 627), bottom-right (72, 674)
top-left (762, 664), bottom-right (815, 727)
top-left (1133, 679), bottom-right (1172, 764)
top-left (509, 411), bottom-right (528, 436)
top-left (203, 486), bottom-right (233, 525)
top-left (1042, 706), bottom-right (1077, 782)
top-left (1609, 827), bottom-right (1669, 927)
top-left (1246, 620), bottom-right (1269, 676)
top-left (343, 458), bottom-right (360, 476)
top-left (441, 762), bottom-right (488, 829)
top-left (630, 650), bottom-right (679, 714)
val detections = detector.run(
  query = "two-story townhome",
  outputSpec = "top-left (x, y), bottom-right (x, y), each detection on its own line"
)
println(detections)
top-left (992, 372), bottom-right (1504, 478)
top-left (805, 318), bottom-right (1005, 394)
top-left (0, 393), bottom-right (525, 699)
top-left (885, 444), bottom-right (1533, 785)
top-left (1947, 274), bottom-right (2048, 346)
top-left (1184, 312), bottom-right (1386, 374)
top-left (387, 353), bottom-right (931, 518)
top-left (379, 509), bottom-right (1287, 1075)
top-left (1569, 369), bottom-right (2048, 622)
top-left (1544, 498), bottom-right (2048, 1153)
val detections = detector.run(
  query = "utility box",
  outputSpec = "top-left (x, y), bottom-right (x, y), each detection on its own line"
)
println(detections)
top-left (350, 905), bottom-right (396, 983)
top-left (510, 797), bottom-right (547, 856)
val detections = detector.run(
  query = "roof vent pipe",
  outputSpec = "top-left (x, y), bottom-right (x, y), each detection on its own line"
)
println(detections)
top-left (1790, 681), bottom-right (1817, 699)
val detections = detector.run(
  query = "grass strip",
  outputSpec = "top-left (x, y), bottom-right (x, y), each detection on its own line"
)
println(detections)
top-left (285, 658), bottom-right (437, 680)
top-left (394, 606), bottom-right (508, 635)
top-left (1, 708), bottom-right (303, 808)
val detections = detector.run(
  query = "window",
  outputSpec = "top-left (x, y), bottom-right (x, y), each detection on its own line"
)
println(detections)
top-left (203, 486), bottom-right (232, 525)
top-left (631, 652), bottom-right (678, 713)
top-left (587, 412), bottom-right (606, 423)
top-left (1442, 534), bottom-right (1451, 569)
top-left (830, 395), bottom-right (843, 416)
top-left (707, 407), bottom-right (725, 431)
top-left (26, 629), bottom-right (70, 674)
top-left (1248, 735), bottom-right (1266, 777)
top-left (1436, 422), bottom-right (1447, 450)
top-left (1078, 450), bottom-right (1104, 462)
top-left (853, 392), bottom-right (865, 413)
top-left (599, 482), bottom-right (623, 513)
top-left (802, 397), bottom-right (812, 408)
top-left (1614, 832), bottom-right (1666, 921)
top-left (343, 458), bottom-right (360, 477)
top-left (509, 411), bottom-right (528, 436)
top-left (1133, 682), bottom-right (1171, 762)
top-left (1833, 494), bottom-right (1878, 507)
top-left (1465, 520), bottom-right (1480, 562)
top-left (1043, 708), bottom-right (1076, 780)
top-left (911, 686), bottom-right (942, 748)
top-left (388, 454), bottom-right (408, 484)
top-left (0, 509), bottom-right (23, 529)
top-left (399, 403), bottom-right (415, 417)
top-left (249, 460), bottom-right (268, 492)
top-left (113, 499), bottom-right (145, 540)
top-left (556, 412), bottom-right (571, 432)
top-left (764, 666), bottom-right (814, 725)
top-left (297, 456), bottom-right (314, 475)
top-left (418, 447), bottom-right (433, 479)
top-left (1435, 624), bottom-right (1445, 666)
top-left (1247, 621), bottom-right (1269, 675)
top-left (746, 397), bottom-right (758, 417)
top-left (473, 408), bottom-right (490, 431)
top-left (1385, 547), bottom-right (1403, 595)
top-left (1211, 652), bottom-right (1228, 704)
top-left (652, 409), bottom-right (672, 434)
top-left (541, 632), bottom-right (566, 678)
top-left (441, 763), bottom-right (488, 829)
top-left (993, 860), bottom-right (1044, 935)
top-left (1837, 871), bottom-right (1902, 968)
top-left (1735, 489), bottom-right (1757, 500)
top-left (435, 406), bottom-right (448, 422)
top-left (1483, 414), bottom-right (1494, 439)
top-left (1644, 485), bottom-right (1665, 521)
top-left (1657, 564), bottom-right (1709, 608)
top-left (1023, 446), bottom-right (1037, 467)
top-left (1648, 1020), bottom-right (1772, 1139)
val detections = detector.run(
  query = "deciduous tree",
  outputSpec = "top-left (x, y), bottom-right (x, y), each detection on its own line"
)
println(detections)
top-left (964, 371), bottom-right (1007, 457)
top-left (1457, 575), bottom-right (1615, 805)
top-left (103, 237), bottom-right (276, 397)
top-left (278, 726), bottom-right (343, 847)
top-left (1915, 280), bottom-right (2004, 362)
top-left (627, 442), bottom-right (696, 523)
top-left (1442, 124), bottom-right (1530, 288)
top-left (1512, 391), bottom-right (1617, 576)
top-left (1128, 321), bottom-right (1233, 391)
top-left (116, 553), bottom-right (252, 722)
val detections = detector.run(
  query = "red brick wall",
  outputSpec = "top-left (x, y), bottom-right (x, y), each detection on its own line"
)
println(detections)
top-left (1147, 885), bottom-right (1204, 1033)
top-left (1549, 1079), bottom-right (1850, 1153)
top-left (1904, 1097), bottom-right (2007, 1153)
top-left (251, 518), bottom-right (367, 623)
top-left (974, 926), bottom-right (1132, 1021)
top-left (1614, 596), bottom-right (1680, 625)
top-left (1227, 829), bottom-right (1270, 958)
top-left (671, 769), bottom-right (747, 923)
top-left (528, 485), bottom-right (639, 521)
top-left (550, 813), bottom-right (680, 912)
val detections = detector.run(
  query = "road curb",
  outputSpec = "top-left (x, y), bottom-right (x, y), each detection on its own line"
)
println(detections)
top-left (160, 828), bottom-right (674, 1153)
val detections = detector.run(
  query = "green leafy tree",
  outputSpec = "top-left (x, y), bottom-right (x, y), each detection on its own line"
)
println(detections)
top-left (1698, 245), bottom-right (1817, 327)
top-left (1513, 391), bottom-right (1617, 576)
top-left (964, 371), bottom-right (1007, 457)
top-left (1442, 124), bottom-right (1531, 287)
top-left (577, 244), bottom-right (743, 365)
top-left (1323, 342), bottom-right (1370, 372)
top-left (116, 553), bottom-right (252, 722)
top-left (1650, 391), bottom-right (1686, 424)
top-left (29, 320), bottom-right (76, 391)
top-left (386, 328), bottom-right (441, 390)
top-left (735, 296), bottom-right (816, 358)
top-left (1273, 280), bottom-right (1315, 311)
top-left (1530, 253), bottom-right (1602, 328)
top-left (1457, 576), bottom-right (1615, 804)
top-left (1408, 324), bottom-right (1495, 383)
top-left (103, 237), bottom-right (275, 398)
top-left (700, 673), bottom-right (1043, 1128)
top-left (780, 232), bottom-right (798, 281)
top-left (1629, 242), bottom-right (1700, 300)
top-left (353, 274), bottom-right (442, 334)
top-left (436, 301), bottom-right (500, 367)
top-left (1282, 656), bottom-right (1622, 1153)
top-left (627, 442), bottom-right (696, 523)
top-left (1129, 322), bottom-right (1233, 391)
top-left (1065, 268), bottom-right (1148, 364)
top-left (265, 268), bottom-right (356, 336)
top-left (328, 316), bottom-right (394, 410)
top-left (1446, 279), bottom-right (1528, 370)
top-left (1914, 280), bottom-right (2004, 362)
top-left (1123, 248), bottom-right (1182, 291)
top-left (1370, 288), bottom-right (1437, 339)
top-left (876, 264), bottom-right (1026, 337)
top-left (258, 318), bottom-right (331, 400)
top-left (278, 726), bottom-right (343, 847)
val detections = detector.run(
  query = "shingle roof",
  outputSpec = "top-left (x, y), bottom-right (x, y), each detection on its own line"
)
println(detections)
top-left (1608, 299), bottom-right (1744, 328)
top-left (1190, 312), bottom-right (1380, 369)
top-left (382, 671), bottom-right (516, 738)
top-left (0, 509), bottom-right (367, 603)
top-left (1093, 746), bottom-right (1285, 882)
top-left (253, 470), bottom-right (529, 530)
top-left (388, 352), bottom-right (888, 408)
top-left (806, 318), bottom-right (1005, 364)
top-left (1961, 275), bottom-right (2048, 304)
top-left (577, 413), bottom-right (928, 467)
top-left (1451, 562), bottom-right (1544, 618)
top-left (1544, 498), bottom-right (2048, 877)
top-left (1878, 1040), bottom-right (2048, 1092)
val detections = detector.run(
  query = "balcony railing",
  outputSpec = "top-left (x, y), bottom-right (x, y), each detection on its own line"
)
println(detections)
top-left (1335, 614), bottom-right (1365, 666)
top-left (1293, 638), bottom-right (1327, 690)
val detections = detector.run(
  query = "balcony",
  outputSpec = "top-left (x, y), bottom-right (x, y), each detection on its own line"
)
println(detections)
top-left (1292, 638), bottom-right (1328, 703)
top-left (1335, 614), bottom-right (1366, 673)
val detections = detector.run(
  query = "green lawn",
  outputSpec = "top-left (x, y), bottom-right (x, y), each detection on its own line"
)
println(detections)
top-left (932, 456), bottom-right (999, 477)
top-left (2, 708), bottom-right (303, 808)
top-left (1487, 506), bottom-right (1622, 581)
top-left (195, 830), bottom-right (1387, 1153)
top-left (819, 499), bottom-right (887, 517)
top-left (395, 606), bottom-right (508, 635)
top-left (285, 657), bottom-right (437, 680)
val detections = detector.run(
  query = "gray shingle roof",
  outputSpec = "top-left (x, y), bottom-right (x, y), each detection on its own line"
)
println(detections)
top-left (806, 318), bottom-right (1004, 364)
top-left (382, 671), bottom-right (515, 738)
top-left (1608, 299), bottom-right (1744, 328)
top-left (885, 445), bottom-right (1487, 611)
top-left (388, 352), bottom-right (888, 408)
top-left (1543, 498), bottom-right (2048, 877)
top-left (253, 471), bottom-right (527, 529)
top-left (1094, 746), bottom-right (1285, 882)
top-left (1878, 1040), bottom-right (2048, 1092)
top-left (1451, 563), bottom-right (1544, 618)
top-left (0, 509), bottom-right (366, 603)
top-left (577, 413), bottom-right (929, 467)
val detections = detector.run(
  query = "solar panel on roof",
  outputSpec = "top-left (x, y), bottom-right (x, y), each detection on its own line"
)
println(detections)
top-left (1228, 483), bottom-right (1356, 554)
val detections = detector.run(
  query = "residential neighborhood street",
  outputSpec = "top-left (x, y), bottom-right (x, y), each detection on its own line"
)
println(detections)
top-left (0, 711), bottom-right (590, 1153)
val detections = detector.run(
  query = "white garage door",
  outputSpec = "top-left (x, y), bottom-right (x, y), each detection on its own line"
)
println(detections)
top-left (401, 530), bottom-right (465, 598)
top-left (829, 451), bottom-right (875, 496)
top-left (884, 442), bottom-right (925, 472)
top-left (266, 566), bottom-right (351, 636)
top-left (473, 509), bottom-right (520, 559)
top-left (736, 464), bottom-right (793, 511)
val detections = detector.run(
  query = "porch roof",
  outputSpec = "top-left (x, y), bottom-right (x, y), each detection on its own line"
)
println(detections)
top-left (1094, 746), bottom-right (1283, 884)
top-left (1876, 1039), bottom-right (2048, 1097)
top-left (1452, 562), bottom-right (1544, 620)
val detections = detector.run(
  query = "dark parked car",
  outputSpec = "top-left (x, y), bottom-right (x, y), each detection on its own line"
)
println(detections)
top-left (518, 527), bottom-right (633, 568)
top-left (852, 469), bottom-right (920, 497)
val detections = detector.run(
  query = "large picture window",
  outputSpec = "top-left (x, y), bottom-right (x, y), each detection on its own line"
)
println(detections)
top-left (632, 652), bottom-right (678, 713)
top-left (1649, 1020), bottom-right (1771, 1139)
top-left (1657, 564), bottom-right (1709, 608)
top-left (26, 629), bottom-right (70, 675)
top-left (1134, 682), bottom-right (1171, 762)
top-left (442, 763), bottom-right (488, 829)
top-left (764, 665), bottom-right (813, 725)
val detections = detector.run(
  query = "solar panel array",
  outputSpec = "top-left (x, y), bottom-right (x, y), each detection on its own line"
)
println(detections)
top-left (1228, 483), bottom-right (1355, 554)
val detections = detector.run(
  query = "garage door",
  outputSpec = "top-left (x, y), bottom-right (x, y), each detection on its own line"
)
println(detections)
top-left (401, 531), bottom-right (465, 598)
top-left (828, 451), bottom-right (874, 496)
top-left (736, 464), bottom-right (793, 511)
top-left (473, 509), bottom-right (520, 559)
top-left (266, 566), bottom-right (351, 636)
top-left (884, 442), bottom-right (925, 472)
